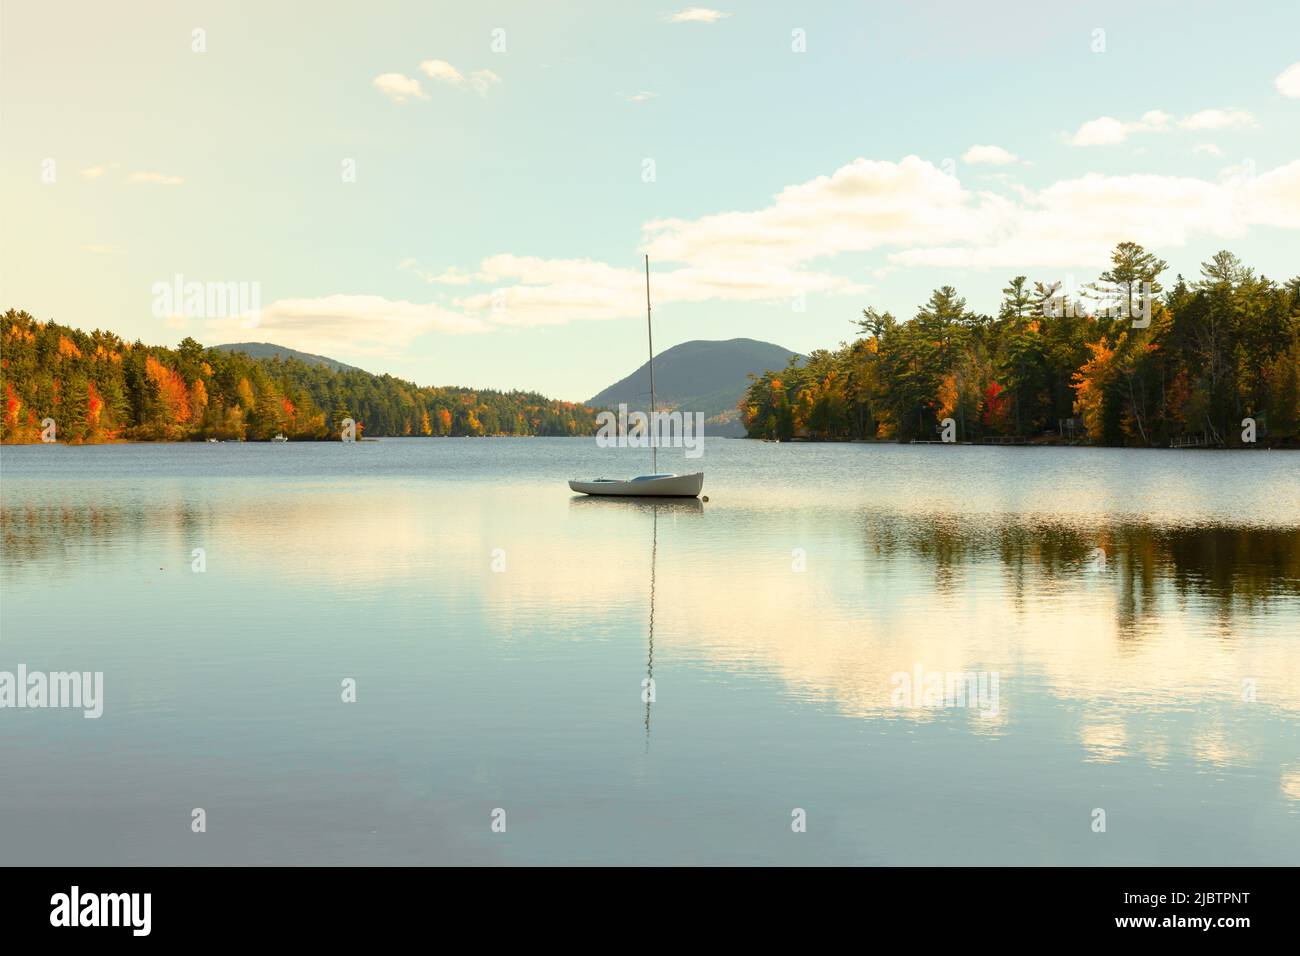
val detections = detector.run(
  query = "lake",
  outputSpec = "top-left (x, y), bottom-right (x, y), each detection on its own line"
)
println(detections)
top-left (1, 438), bottom-right (1297, 865)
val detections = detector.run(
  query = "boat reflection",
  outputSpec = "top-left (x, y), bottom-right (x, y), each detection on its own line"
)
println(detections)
top-left (568, 495), bottom-right (705, 516)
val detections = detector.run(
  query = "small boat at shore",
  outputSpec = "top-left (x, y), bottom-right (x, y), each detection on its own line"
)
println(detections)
top-left (272, 433), bottom-right (288, 442)
top-left (569, 256), bottom-right (704, 499)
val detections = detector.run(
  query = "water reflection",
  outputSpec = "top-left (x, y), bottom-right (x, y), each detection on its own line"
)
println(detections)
top-left (565, 495), bottom-right (705, 750)
top-left (646, 508), bottom-right (656, 748)
top-left (3, 478), bottom-right (1297, 776)
top-left (860, 512), bottom-right (1300, 619)
top-left (566, 495), bottom-right (705, 516)
top-left (3, 441), bottom-right (1299, 865)
top-left (7, 496), bottom-right (1293, 607)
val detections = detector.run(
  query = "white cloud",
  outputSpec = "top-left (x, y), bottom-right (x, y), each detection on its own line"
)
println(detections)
top-left (460, 256), bottom-right (646, 326)
top-left (349, 156), bottom-right (1014, 331)
top-left (1069, 108), bottom-right (1256, 145)
top-left (373, 73), bottom-right (426, 103)
top-left (1242, 159), bottom-right (1300, 228)
top-left (1068, 110), bottom-right (1171, 146)
top-left (668, 8), bottom-right (730, 23)
top-left (640, 155), bottom-right (1297, 273)
top-left (127, 171), bottom-right (183, 185)
top-left (1277, 62), bottom-right (1300, 98)
top-left (204, 294), bottom-right (490, 359)
top-left (962, 144), bottom-right (1017, 165)
top-left (643, 156), bottom-right (1003, 268)
top-left (629, 91), bottom-right (657, 103)
top-left (1218, 160), bottom-right (1256, 181)
top-left (399, 260), bottom-right (476, 285)
top-left (419, 59), bottom-right (501, 95)
top-left (1178, 108), bottom-right (1255, 131)
top-left (886, 165), bottom-right (1300, 270)
top-left (1068, 116), bottom-right (1127, 146)
top-left (1193, 143), bottom-right (1223, 157)
top-left (419, 59), bottom-right (464, 84)
top-left (265, 155), bottom-right (1300, 341)
top-left (453, 254), bottom-right (863, 328)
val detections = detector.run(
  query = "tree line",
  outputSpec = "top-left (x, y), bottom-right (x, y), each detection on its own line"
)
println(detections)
top-left (740, 244), bottom-right (1300, 447)
top-left (1, 311), bottom-right (597, 442)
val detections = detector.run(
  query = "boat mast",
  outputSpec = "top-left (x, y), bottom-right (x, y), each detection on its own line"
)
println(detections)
top-left (645, 254), bottom-right (656, 473)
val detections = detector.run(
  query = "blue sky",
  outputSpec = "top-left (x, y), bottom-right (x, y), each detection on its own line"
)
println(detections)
top-left (3, 1), bottom-right (1298, 400)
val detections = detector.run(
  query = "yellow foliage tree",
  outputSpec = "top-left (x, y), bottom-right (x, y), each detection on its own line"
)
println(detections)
top-left (1072, 336), bottom-right (1120, 442)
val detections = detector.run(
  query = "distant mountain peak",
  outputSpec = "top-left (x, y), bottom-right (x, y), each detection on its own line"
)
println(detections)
top-left (587, 338), bottom-right (800, 436)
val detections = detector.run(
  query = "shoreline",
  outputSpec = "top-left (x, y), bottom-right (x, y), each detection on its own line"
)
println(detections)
top-left (3, 435), bottom-right (1295, 450)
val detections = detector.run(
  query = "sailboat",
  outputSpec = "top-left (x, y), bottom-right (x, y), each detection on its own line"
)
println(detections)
top-left (568, 256), bottom-right (705, 498)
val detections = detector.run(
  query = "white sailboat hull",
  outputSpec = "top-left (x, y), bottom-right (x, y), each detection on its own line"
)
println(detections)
top-left (568, 472), bottom-right (704, 498)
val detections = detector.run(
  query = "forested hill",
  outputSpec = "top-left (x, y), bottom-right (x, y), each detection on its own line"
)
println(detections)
top-left (740, 244), bottom-right (1300, 448)
top-left (0, 310), bottom-right (597, 442)
top-left (211, 341), bottom-right (360, 373)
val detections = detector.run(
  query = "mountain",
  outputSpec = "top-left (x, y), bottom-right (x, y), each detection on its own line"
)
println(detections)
top-left (211, 341), bottom-right (360, 373)
top-left (587, 338), bottom-right (800, 437)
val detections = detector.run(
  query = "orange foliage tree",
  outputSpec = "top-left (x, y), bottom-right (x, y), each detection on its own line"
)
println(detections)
top-left (145, 355), bottom-right (192, 426)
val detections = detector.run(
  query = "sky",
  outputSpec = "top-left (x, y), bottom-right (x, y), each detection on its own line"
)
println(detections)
top-left (3, 0), bottom-right (1299, 401)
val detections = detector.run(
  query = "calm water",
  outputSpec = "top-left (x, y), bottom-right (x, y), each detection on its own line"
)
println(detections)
top-left (2, 438), bottom-right (1298, 865)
